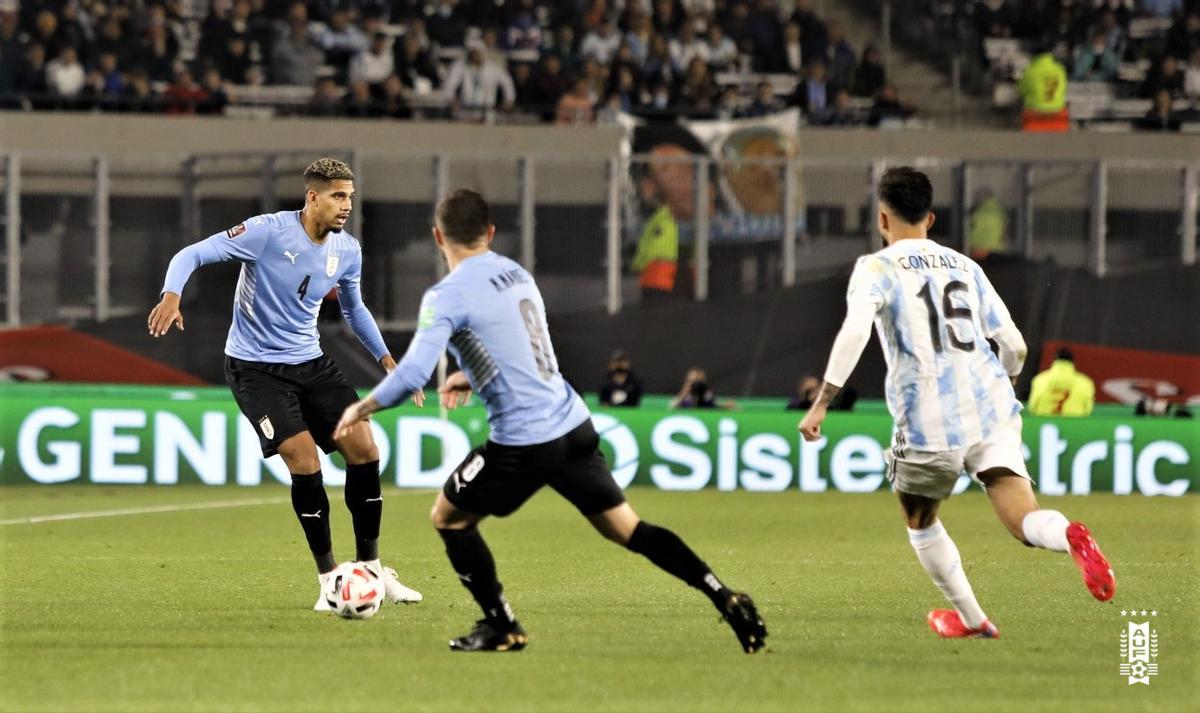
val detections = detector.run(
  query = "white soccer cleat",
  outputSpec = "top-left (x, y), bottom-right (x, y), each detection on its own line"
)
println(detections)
top-left (313, 570), bottom-right (336, 612)
top-left (363, 561), bottom-right (423, 603)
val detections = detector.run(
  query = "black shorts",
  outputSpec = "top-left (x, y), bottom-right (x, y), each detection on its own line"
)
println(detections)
top-left (224, 355), bottom-right (359, 458)
top-left (443, 420), bottom-right (627, 518)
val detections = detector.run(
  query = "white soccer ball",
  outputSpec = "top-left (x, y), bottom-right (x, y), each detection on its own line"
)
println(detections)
top-left (326, 562), bottom-right (385, 620)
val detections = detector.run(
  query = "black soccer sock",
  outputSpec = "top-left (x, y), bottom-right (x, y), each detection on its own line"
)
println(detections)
top-left (290, 472), bottom-right (336, 574)
top-left (626, 521), bottom-right (733, 610)
top-left (437, 527), bottom-right (516, 629)
top-left (344, 460), bottom-right (382, 562)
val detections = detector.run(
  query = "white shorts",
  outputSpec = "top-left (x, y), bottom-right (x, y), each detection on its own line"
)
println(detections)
top-left (883, 415), bottom-right (1031, 500)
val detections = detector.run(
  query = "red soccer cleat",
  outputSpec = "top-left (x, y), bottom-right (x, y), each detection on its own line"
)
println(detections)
top-left (927, 609), bottom-right (1000, 639)
top-left (1066, 522), bottom-right (1116, 602)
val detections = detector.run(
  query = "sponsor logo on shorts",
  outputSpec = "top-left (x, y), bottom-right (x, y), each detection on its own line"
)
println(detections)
top-left (1119, 609), bottom-right (1159, 685)
top-left (226, 223), bottom-right (247, 239)
top-left (258, 415), bottom-right (274, 439)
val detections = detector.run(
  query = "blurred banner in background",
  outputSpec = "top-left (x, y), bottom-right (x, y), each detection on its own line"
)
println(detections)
top-left (3, 384), bottom-right (1194, 495)
top-left (1041, 341), bottom-right (1200, 407)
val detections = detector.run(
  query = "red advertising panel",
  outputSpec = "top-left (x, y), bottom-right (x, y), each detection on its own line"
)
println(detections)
top-left (0, 326), bottom-right (203, 385)
top-left (1041, 341), bottom-right (1200, 406)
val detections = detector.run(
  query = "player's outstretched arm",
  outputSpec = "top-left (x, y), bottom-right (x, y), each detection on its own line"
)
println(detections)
top-left (148, 292), bottom-right (184, 337)
top-left (798, 300), bottom-right (876, 442)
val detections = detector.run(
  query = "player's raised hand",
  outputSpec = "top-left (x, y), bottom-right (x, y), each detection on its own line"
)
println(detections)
top-left (797, 407), bottom-right (826, 442)
top-left (438, 371), bottom-right (473, 410)
top-left (148, 292), bottom-right (184, 337)
top-left (411, 389), bottom-right (426, 407)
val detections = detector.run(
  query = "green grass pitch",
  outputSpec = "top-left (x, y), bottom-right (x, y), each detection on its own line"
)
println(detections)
top-left (1, 486), bottom-right (1195, 713)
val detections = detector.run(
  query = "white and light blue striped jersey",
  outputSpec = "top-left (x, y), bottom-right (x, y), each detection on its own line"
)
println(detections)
top-left (848, 239), bottom-right (1021, 451)
top-left (370, 251), bottom-right (590, 446)
top-left (161, 211), bottom-right (388, 364)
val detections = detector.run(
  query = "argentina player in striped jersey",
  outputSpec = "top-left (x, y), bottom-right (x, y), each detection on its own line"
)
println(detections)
top-left (334, 190), bottom-right (767, 653)
top-left (798, 168), bottom-right (1115, 639)
top-left (148, 158), bottom-right (422, 611)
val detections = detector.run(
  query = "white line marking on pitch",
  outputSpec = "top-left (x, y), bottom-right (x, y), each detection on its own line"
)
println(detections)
top-left (0, 490), bottom-right (434, 526)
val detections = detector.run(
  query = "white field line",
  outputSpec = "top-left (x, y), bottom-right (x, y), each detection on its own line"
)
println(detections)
top-left (0, 490), bottom-right (434, 526)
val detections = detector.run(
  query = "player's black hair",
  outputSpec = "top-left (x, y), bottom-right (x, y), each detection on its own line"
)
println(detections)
top-left (304, 158), bottom-right (354, 190)
top-left (877, 166), bottom-right (933, 225)
top-left (1055, 347), bottom-right (1074, 362)
top-left (436, 189), bottom-right (490, 245)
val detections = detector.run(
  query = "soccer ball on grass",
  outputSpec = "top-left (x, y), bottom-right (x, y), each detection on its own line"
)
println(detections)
top-left (326, 562), bottom-right (385, 620)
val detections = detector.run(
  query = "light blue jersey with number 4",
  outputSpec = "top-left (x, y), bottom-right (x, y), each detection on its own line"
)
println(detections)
top-left (370, 251), bottom-right (589, 446)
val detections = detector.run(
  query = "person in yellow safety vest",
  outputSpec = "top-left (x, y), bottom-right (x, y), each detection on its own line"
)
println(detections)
top-left (632, 203), bottom-right (679, 300)
top-left (1029, 347), bottom-right (1096, 416)
top-left (1018, 49), bottom-right (1069, 132)
top-left (968, 190), bottom-right (1007, 260)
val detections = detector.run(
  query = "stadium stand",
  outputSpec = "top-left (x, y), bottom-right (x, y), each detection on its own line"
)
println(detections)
top-left (0, 0), bottom-right (914, 126)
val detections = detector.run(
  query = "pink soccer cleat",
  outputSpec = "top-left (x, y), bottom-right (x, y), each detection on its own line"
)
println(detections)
top-left (1066, 522), bottom-right (1116, 602)
top-left (927, 609), bottom-right (1000, 639)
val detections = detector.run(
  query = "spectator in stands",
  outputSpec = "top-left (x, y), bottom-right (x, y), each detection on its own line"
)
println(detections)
top-left (533, 53), bottom-right (571, 119)
top-left (1185, 47), bottom-right (1200, 99)
top-left (548, 24), bottom-right (578, 68)
top-left (671, 368), bottom-right (735, 410)
top-left (783, 21), bottom-right (803, 73)
top-left (793, 57), bottom-right (833, 121)
top-left (120, 67), bottom-right (158, 113)
top-left (443, 40), bottom-right (515, 120)
top-left (556, 76), bottom-right (596, 124)
top-left (715, 87), bottom-right (742, 119)
top-left (349, 32), bottom-right (394, 89)
top-left (609, 65), bottom-right (640, 111)
top-left (653, 0), bottom-right (684, 36)
top-left (510, 61), bottom-right (538, 111)
top-left (271, 3), bottom-right (323, 86)
top-left (1137, 89), bottom-right (1182, 131)
top-left (309, 75), bottom-right (342, 116)
top-left (1142, 0), bottom-right (1182, 19)
top-left (31, 10), bottom-right (60, 55)
top-left (746, 0), bottom-right (787, 72)
top-left (643, 33), bottom-right (677, 88)
top-left (426, 0), bottom-right (467, 48)
top-left (1166, 11), bottom-right (1200, 61)
top-left (706, 22), bottom-right (738, 70)
top-left (378, 73), bottom-right (412, 118)
top-left (741, 81), bottom-right (782, 117)
top-left (625, 13), bottom-right (653, 64)
top-left (670, 19), bottom-right (708, 71)
top-left (137, 21), bottom-right (179, 83)
top-left (976, 0), bottom-right (1016, 41)
top-left (1096, 9), bottom-right (1127, 59)
top-left (219, 36), bottom-right (252, 84)
top-left (678, 56), bottom-right (717, 108)
top-left (598, 350), bottom-right (644, 408)
top-left (1028, 347), bottom-right (1095, 417)
top-left (317, 9), bottom-right (369, 76)
top-left (820, 87), bottom-right (859, 126)
top-left (1072, 29), bottom-right (1119, 81)
top-left (852, 44), bottom-right (885, 98)
top-left (84, 50), bottom-right (124, 107)
top-left (46, 44), bottom-right (86, 102)
top-left (868, 83), bottom-right (915, 127)
top-left (394, 29), bottom-right (439, 92)
top-left (163, 66), bottom-right (206, 115)
top-left (1141, 54), bottom-right (1186, 98)
top-left (505, 0), bottom-right (542, 50)
top-left (968, 188), bottom-right (1008, 259)
top-left (581, 19), bottom-right (622, 64)
top-left (93, 15), bottom-right (127, 67)
top-left (344, 79), bottom-right (377, 117)
top-left (790, 0), bottom-right (827, 64)
top-left (824, 21), bottom-right (856, 90)
top-left (199, 67), bottom-right (229, 115)
top-left (1017, 45), bottom-right (1069, 131)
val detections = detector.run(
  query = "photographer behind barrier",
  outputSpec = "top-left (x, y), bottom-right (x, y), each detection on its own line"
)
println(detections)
top-left (670, 367), bottom-right (736, 410)
top-left (598, 350), bottom-right (644, 408)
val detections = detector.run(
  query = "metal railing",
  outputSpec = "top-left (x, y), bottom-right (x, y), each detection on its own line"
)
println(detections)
top-left (1, 150), bottom-right (1196, 328)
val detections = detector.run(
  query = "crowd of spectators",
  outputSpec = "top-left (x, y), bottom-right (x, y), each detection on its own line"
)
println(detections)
top-left (973, 0), bottom-right (1200, 130)
top-left (0, 0), bottom-right (910, 126)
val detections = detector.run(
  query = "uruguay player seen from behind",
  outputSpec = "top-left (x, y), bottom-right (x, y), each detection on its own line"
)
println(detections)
top-left (334, 190), bottom-right (768, 653)
top-left (148, 158), bottom-right (422, 610)
top-left (798, 167), bottom-right (1115, 639)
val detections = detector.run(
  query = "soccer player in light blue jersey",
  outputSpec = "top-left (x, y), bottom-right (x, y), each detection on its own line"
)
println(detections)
top-left (798, 167), bottom-right (1115, 639)
top-left (148, 158), bottom-right (422, 611)
top-left (334, 190), bottom-right (767, 653)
